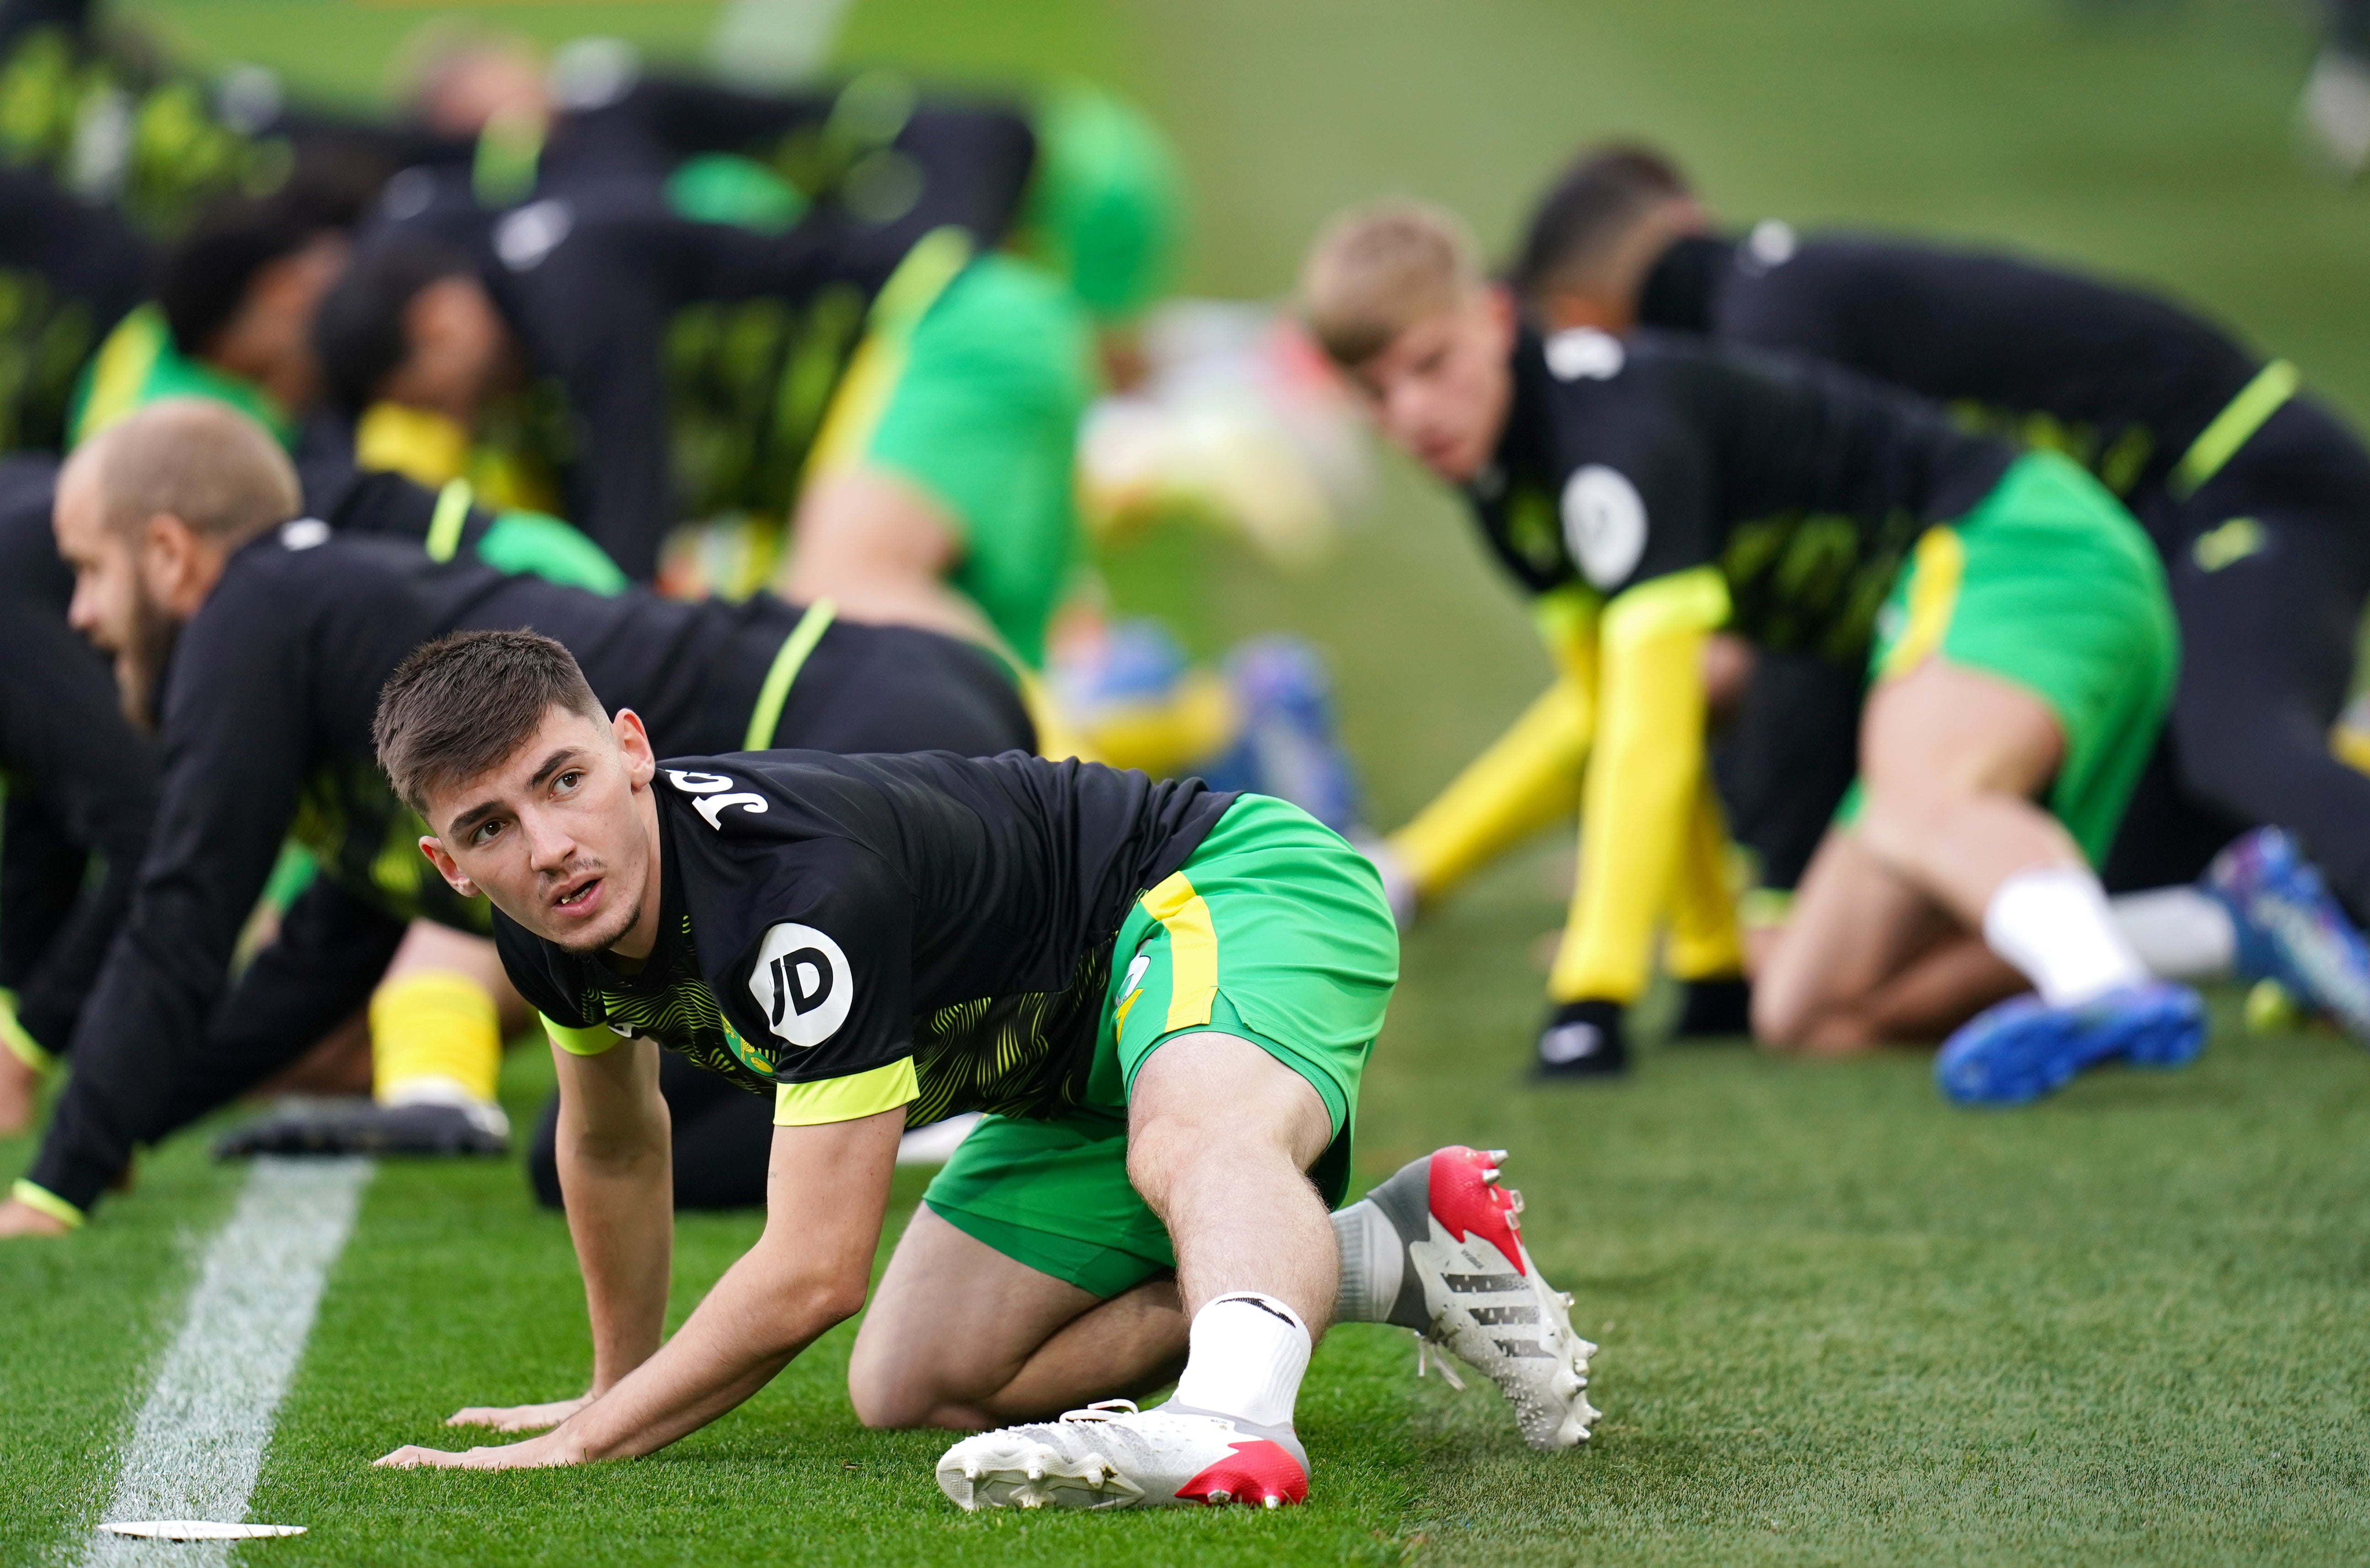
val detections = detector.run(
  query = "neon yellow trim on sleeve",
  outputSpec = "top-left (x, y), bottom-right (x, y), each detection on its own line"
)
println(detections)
top-left (542, 1013), bottom-right (624, 1058)
top-left (744, 600), bottom-right (838, 750)
top-left (1601, 567), bottom-right (1730, 648)
top-left (1140, 872), bottom-right (1218, 1031)
top-left (1879, 526), bottom-right (1965, 681)
top-left (11, 1179), bottom-right (84, 1229)
top-left (2168, 360), bottom-right (2298, 500)
top-left (0, 990), bottom-right (53, 1072)
top-left (773, 1056), bottom-right (920, 1126)
top-left (424, 480), bottom-right (475, 563)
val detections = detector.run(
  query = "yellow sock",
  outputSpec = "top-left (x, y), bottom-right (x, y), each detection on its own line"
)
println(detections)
top-left (1390, 679), bottom-right (1590, 902)
top-left (1666, 784), bottom-right (1746, 982)
top-left (371, 971), bottom-right (502, 1107)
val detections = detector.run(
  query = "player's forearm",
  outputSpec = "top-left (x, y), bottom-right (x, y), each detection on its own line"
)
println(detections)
top-left (558, 1135), bottom-right (674, 1392)
top-left (548, 1247), bottom-right (864, 1460)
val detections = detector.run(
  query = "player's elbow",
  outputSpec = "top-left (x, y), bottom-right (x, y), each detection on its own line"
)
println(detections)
top-left (769, 1267), bottom-right (870, 1341)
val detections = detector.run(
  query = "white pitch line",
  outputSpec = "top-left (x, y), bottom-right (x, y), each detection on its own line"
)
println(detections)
top-left (82, 1157), bottom-right (374, 1567)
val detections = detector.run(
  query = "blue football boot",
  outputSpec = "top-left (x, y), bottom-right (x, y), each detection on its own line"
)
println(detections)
top-left (2205, 827), bottom-right (2370, 1042)
top-left (1935, 981), bottom-right (2206, 1106)
top-left (1205, 636), bottom-right (1361, 833)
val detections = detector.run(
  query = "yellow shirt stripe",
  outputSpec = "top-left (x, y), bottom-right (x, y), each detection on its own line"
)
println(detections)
top-left (1140, 871), bottom-right (1219, 1032)
top-left (774, 1056), bottom-right (920, 1126)
top-left (1879, 526), bottom-right (1966, 681)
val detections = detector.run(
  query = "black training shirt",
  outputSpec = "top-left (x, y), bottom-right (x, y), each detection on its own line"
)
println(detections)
top-left (1637, 229), bottom-right (2263, 528)
top-left (0, 456), bottom-right (156, 1055)
top-left (1469, 326), bottom-right (2012, 661)
top-left (497, 750), bottom-right (1233, 1125)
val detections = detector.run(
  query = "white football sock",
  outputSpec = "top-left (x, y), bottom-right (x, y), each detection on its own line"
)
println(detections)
top-left (1167, 1293), bottom-right (1312, 1432)
top-left (1983, 865), bottom-right (2150, 1006)
top-left (1328, 1201), bottom-right (1403, 1325)
top-left (2108, 886), bottom-right (2237, 982)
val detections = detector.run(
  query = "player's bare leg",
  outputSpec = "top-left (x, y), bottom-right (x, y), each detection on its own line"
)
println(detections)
top-left (850, 1209), bottom-right (1187, 1429)
top-left (1764, 659), bottom-right (2201, 1097)
top-left (934, 1034), bottom-right (1334, 1510)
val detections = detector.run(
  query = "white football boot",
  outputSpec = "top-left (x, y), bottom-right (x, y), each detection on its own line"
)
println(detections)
top-left (1337, 1145), bottom-right (1599, 1450)
top-left (935, 1400), bottom-right (1309, 1511)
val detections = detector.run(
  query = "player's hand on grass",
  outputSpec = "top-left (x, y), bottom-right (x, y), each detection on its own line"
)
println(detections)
top-left (446, 1396), bottom-right (592, 1433)
top-left (0, 1197), bottom-right (72, 1238)
top-left (375, 1433), bottom-right (582, 1470)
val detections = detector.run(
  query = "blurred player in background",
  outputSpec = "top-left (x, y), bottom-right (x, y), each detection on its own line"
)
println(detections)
top-left (0, 456), bottom-right (155, 1137)
top-left (0, 399), bottom-right (1033, 1236)
top-left (1505, 144), bottom-right (2370, 1046)
top-left (1307, 200), bottom-right (2205, 1104)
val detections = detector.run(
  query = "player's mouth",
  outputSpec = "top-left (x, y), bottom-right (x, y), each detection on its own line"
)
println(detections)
top-left (550, 875), bottom-right (605, 918)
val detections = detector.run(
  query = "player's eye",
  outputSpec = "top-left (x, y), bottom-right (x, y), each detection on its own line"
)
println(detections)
top-left (553, 769), bottom-right (584, 795)
top-left (471, 819), bottom-right (505, 846)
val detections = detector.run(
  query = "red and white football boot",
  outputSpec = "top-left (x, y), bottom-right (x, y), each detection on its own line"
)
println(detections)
top-left (935, 1400), bottom-right (1308, 1511)
top-left (1346, 1146), bottom-right (1599, 1450)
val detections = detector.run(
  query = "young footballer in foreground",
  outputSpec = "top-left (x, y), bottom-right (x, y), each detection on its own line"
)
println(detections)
top-left (370, 630), bottom-right (1596, 1507)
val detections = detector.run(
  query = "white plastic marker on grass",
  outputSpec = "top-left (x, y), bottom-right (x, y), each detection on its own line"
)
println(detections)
top-left (101, 1524), bottom-right (304, 1541)
top-left (84, 1157), bottom-right (373, 1565)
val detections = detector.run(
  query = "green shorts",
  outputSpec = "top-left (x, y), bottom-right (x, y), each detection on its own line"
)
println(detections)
top-left (921, 794), bottom-right (1399, 1298)
top-left (1857, 449), bottom-right (2179, 863)
top-left (819, 245), bottom-right (1095, 669)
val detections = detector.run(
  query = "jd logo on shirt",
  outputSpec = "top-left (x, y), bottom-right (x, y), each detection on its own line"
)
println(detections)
top-left (750, 923), bottom-right (853, 1048)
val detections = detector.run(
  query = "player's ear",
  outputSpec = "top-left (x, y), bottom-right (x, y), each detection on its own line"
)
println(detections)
top-left (1482, 283), bottom-right (1520, 345)
top-left (416, 834), bottom-right (475, 897)
top-left (611, 707), bottom-right (656, 784)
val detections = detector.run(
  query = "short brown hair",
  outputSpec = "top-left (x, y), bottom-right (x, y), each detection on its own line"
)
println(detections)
top-left (374, 629), bottom-right (604, 817)
top-left (1512, 144), bottom-right (1693, 304)
top-left (1300, 199), bottom-right (1484, 366)
top-left (66, 398), bottom-right (302, 547)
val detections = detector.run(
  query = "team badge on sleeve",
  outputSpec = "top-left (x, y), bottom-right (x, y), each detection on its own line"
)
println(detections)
top-left (1560, 465), bottom-right (1647, 589)
top-left (750, 924), bottom-right (853, 1048)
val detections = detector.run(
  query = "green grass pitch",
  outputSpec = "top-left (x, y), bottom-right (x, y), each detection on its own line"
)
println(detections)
top-left (9, 0), bottom-right (2370, 1561)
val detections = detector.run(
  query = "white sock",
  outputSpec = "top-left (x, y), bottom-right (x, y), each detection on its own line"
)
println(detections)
top-left (1983, 865), bottom-right (2150, 1006)
top-left (2109, 886), bottom-right (2237, 982)
top-left (1328, 1201), bottom-right (1403, 1325)
top-left (1167, 1293), bottom-right (1312, 1431)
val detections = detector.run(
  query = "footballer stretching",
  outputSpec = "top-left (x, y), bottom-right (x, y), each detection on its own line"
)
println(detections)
top-left (369, 629), bottom-right (1596, 1507)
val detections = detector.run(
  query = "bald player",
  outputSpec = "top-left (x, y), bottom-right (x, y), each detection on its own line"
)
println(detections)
top-left (0, 399), bottom-right (1034, 1235)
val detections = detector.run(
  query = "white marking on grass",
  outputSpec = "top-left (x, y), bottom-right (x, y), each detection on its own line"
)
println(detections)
top-left (83, 1158), bottom-right (373, 1566)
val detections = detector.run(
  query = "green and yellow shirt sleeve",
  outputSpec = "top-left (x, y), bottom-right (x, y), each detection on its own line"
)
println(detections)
top-left (1547, 567), bottom-right (1730, 1005)
top-left (772, 1056), bottom-right (919, 1127)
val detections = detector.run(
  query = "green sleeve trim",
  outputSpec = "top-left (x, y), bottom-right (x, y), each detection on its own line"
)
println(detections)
top-left (1602, 566), bottom-right (1730, 648)
top-left (543, 1013), bottom-right (623, 1058)
top-left (0, 991), bottom-right (53, 1072)
top-left (744, 600), bottom-right (838, 751)
top-left (475, 511), bottom-right (629, 594)
top-left (2169, 360), bottom-right (2298, 500)
top-left (11, 1179), bottom-right (84, 1229)
top-left (425, 479), bottom-right (473, 562)
top-left (773, 1056), bottom-right (919, 1127)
